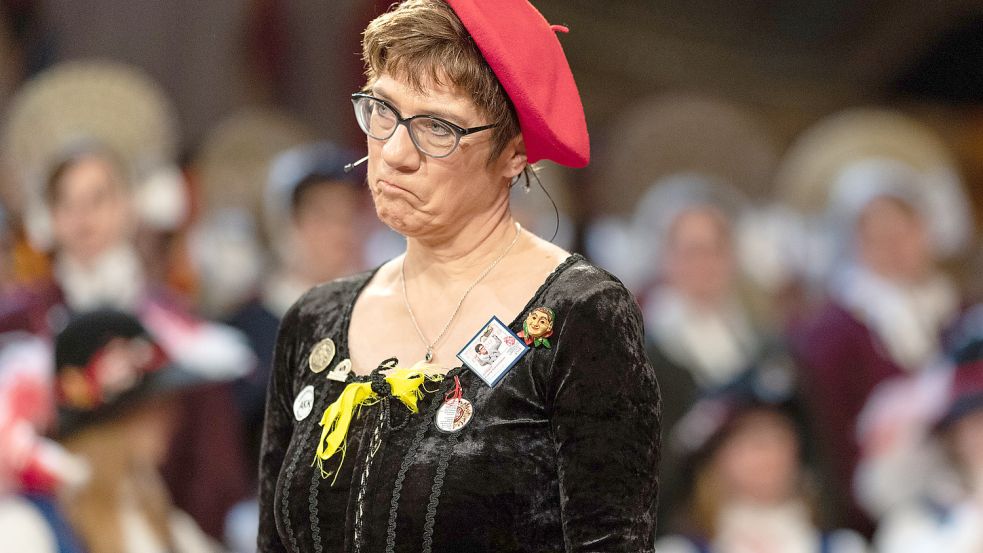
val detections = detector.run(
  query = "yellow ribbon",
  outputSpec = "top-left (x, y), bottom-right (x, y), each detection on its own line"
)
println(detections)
top-left (313, 365), bottom-right (443, 482)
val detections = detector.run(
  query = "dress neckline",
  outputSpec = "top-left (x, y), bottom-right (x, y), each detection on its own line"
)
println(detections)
top-left (339, 252), bottom-right (584, 377)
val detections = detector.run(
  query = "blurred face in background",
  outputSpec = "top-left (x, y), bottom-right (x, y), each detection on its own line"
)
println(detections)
top-left (856, 196), bottom-right (932, 283)
top-left (122, 397), bottom-right (182, 467)
top-left (291, 179), bottom-right (362, 283)
top-left (49, 155), bottom-right (132, 264)
top-left (664, 207), bottom-right (736, 307)
top-left (713, 409), bottom-right (800, 505)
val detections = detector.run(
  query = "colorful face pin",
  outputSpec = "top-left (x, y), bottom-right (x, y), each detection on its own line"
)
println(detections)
top-left (519, 307), bottom-right (555, 348)
top-left (309, 338), bottom-right (336, 373)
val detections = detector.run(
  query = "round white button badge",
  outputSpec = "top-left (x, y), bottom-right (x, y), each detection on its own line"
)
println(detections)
top-left (293, 385), bottom-right (315, 421)
top-left (434, 398), bottom-right (474, 432)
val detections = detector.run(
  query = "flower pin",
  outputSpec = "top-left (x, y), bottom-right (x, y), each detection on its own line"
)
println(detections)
top-left (518, 306), bottom-right (555, 348)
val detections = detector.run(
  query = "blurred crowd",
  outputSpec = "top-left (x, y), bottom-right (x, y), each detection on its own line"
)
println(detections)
top-left (0, 35), bottom-right (982, 553)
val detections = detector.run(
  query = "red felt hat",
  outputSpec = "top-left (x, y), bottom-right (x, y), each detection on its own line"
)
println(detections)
top-left (445, 0), bottom-right (590, 168)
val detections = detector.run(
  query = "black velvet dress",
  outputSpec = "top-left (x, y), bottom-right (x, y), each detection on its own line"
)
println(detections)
top-left (257, 254), bottom-right (662, 552)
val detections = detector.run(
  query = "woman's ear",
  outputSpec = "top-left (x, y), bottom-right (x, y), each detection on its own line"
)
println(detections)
top-left (501, 134), bottom-right (528, 181)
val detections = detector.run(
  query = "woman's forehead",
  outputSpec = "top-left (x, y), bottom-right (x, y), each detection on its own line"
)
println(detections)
top-left (370, 74), bottom-right (478, 122)
top-left (58, 156), bottom-right (123, 193)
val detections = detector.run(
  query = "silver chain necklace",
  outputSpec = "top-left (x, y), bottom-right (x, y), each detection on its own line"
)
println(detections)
top-left (401, 222), bottom-right (522, 363)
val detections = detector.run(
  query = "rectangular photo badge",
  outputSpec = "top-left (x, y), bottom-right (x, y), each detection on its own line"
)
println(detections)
top-left (457, 316), bottom-right (529, 387)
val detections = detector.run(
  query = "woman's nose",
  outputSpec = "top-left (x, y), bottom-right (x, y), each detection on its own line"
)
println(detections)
top-left (381, 123), bottom-right (422, 171)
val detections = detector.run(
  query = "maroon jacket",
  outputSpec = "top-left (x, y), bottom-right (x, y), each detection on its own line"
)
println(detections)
top-left (789, 301), bottom-right (904, 535)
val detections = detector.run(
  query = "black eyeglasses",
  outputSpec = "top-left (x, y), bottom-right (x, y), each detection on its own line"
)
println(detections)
top-left (351, 93), bottom-right (498, 158)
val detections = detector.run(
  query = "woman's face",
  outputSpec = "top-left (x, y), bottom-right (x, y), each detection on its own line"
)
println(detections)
top-left (713, 409), bottom-right (800, 505)
top-left (50, 155), bottom-right (132, 263)
top-left (664, 208), bottom-right (735, 306)
top-left (364, 74), bottom-right (525, 240)
top-left (856, 196), bottom-right (932, 283)
top-left (292, 181), bottom-right (362, 282)
top-left (123, 398), bottom-right (181, 467)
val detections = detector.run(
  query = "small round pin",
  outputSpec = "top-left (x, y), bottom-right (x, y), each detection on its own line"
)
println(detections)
top-left (308, 338), bottom-right (336, 373)
top-left (326, 358), bottom-right (352, 382)
top-left (434, 375), bottom-right (472, 432)
top-left (435, 397), bottom-right (474, 432)
top-left (293, 385), bottom-right (315, 421)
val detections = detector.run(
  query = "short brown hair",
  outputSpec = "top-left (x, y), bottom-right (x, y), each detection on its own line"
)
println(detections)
top-left (361, 0), bottom-right (521, 163)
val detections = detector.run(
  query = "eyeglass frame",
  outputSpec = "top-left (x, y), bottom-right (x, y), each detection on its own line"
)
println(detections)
top-left (351, 92), bottom-right (499, 159)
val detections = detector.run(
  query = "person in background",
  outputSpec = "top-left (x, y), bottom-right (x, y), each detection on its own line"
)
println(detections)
top-left (0, 332), bottom-right (88, 553)
top-left (641, 178), bottom-right (758, 406)
top-left (789, 158), bottom-right (960, 534)
top-left (656, 368), bottom-right (868, 553)
top-left (634, 177), bottom-right (779, 529)
top-left (0, 142), bottom-right (254, 539)
top-left (0, 145), bottom-right (141, 335)
top-left (228, 141), bottom-right (365, 474)
top-left (49, 309), bottom-right (221, 553)
top-left (223, 142), bottom-right (366, 551)
top-left (874, 332), bottom-right (983, 552)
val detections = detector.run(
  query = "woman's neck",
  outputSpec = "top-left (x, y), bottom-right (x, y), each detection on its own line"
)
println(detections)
top-left (402, 208), bottom-right (519, 283)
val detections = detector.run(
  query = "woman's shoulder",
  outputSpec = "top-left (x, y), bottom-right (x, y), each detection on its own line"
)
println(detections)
top-left (546, 254), bottom-right (636, 308)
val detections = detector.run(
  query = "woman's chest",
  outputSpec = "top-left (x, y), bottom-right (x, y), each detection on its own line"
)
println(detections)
top-left (278, 358), bottom-right (561, 552)
top-left (346, 283), bottom-right (537, 373)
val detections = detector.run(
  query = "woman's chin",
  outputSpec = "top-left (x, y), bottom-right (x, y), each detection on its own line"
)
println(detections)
top-left (375, 205), bottom-right (427, 238)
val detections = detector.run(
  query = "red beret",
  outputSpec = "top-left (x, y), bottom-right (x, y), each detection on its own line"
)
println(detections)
top-left (446, 0), bottom-right (590, 168)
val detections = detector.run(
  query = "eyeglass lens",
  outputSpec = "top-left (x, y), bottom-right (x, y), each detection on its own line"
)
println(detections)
top-left (355, 96), bottom-right (459, 157)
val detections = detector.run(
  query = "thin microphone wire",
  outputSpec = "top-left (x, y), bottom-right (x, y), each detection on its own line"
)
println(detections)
top-left (524, 166), bottom-right (560, 243)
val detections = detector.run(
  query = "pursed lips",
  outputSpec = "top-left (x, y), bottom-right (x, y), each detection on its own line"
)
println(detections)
top-left (376, 178), bottom-right (417, 199)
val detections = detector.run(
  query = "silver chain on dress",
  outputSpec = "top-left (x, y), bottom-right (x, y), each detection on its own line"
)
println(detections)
top-left (400, 222), bottom-right (522, 363)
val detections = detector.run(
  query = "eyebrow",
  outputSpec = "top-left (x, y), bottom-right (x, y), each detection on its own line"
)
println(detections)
top-left (370, 86), bottom-right (470, 126)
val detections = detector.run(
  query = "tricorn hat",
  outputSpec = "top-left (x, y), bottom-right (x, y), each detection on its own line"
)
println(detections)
top-left (54, 309), bottom-right (203, 437)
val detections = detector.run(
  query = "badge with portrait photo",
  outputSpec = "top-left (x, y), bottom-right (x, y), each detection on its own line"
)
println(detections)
top-left (458, 316), bottom-right (529, 387)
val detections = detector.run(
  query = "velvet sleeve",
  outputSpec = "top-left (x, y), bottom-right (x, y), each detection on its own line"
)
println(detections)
top-left (547, 279), bottom-right (662, 551)
top-left (257, 299), bottom-right (303, 553)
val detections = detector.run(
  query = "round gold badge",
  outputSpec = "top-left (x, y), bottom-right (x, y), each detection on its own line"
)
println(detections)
top-left (308, 338), bottom-right (336, 373)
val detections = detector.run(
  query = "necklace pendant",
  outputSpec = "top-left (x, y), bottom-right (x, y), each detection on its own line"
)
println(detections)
top-left (425, 348), bottom-right (434, 363)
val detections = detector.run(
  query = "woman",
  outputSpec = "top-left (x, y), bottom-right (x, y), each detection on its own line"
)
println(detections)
top-left (52, 309), bottom-right (221, 553)
top-left (789, 162), bottom-right (960, 534)
top-left (873, 333), bottom-right (983, 553)
top-left (656, 370), bottom-right (868, 553)
top-left (0, 143), bottom-right (253, 537)
top-left (627, 177), bottom-right (776, 531)
top-left (258, 1), bottom-right (661, 552)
